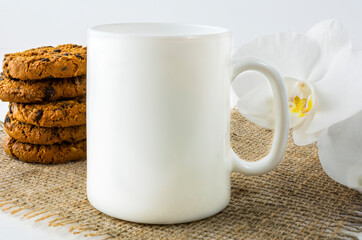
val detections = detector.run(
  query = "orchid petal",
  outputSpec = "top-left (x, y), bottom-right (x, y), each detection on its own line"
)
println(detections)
top-left (292, 102), bottom-right (321, 146)
top-left (307, 19), bottom-right (352, 83)
top-left (293, 127), bottom-right (321, 146)
top-left (318, 110), bottom-right (362, 192)
top-left (232, 31), bottom-right (319, 130)
top-left (306, 50), bottom-right (362, 134)
top-left (233, 32), bottom-right (320, 81)
top-left (233, 71), bottom-right (275, 129)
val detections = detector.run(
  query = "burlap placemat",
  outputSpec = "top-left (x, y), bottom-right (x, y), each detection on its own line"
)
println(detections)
top-left (0, 109), bottom-right (361, 239)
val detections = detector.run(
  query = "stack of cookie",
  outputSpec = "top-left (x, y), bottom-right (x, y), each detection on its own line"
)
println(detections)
top-left (0, 44), bottom-right (87, 164)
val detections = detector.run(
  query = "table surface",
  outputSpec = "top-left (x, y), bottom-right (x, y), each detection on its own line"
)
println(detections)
top-left (0, 49), bottom-right (360, 240)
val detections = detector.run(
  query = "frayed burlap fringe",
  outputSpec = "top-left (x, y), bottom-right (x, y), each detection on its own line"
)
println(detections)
top-left (0, 110), bottom-right (361, 239)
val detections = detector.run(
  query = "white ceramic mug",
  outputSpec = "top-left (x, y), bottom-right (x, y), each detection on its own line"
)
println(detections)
top-left (87, 23), bottom-right (289, 224)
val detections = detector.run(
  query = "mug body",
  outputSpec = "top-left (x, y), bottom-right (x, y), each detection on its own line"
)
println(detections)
top-left (87, 23), bottom-right (232, 224)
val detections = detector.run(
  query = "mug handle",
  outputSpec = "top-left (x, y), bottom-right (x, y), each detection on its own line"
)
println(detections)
top-left (231, 59), bottom-right (289, 176)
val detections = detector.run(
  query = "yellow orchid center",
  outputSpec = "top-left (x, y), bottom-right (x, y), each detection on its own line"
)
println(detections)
top-left (289, 95), bottom-right (313, 117)
top-left (288, 81), bottom-right (313, 118)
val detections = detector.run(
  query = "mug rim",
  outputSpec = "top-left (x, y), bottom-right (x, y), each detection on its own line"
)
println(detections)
top-left (88, 22), bottom-right (231, 39)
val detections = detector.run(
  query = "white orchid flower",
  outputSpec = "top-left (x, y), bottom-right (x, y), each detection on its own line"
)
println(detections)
top-left (232, 20), bottom-right (362, 145)
top-left (318, 110), bottom-right (362, 193)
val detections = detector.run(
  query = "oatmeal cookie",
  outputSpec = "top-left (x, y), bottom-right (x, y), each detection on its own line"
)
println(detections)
top-left (4, 136), bottom-right (86, 164)
top-left (3, 44), bottom-right (86, 80)
top-left (0, 74), bottom-right (86, 103)
top-left (9, 98), bottom-right (86, 127)
top-left (4, 113), bottom-right (86, 145)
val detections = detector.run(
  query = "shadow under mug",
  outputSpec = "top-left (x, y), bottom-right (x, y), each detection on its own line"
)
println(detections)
top-left (87, 23), bottom-right (289, 224)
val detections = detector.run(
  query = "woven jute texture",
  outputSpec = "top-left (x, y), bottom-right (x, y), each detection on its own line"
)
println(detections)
top-left (0, 109), bottom-right (361, 239)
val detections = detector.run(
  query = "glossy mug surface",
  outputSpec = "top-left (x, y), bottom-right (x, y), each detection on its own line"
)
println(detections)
top-left (87, 23), bottom-right (289, 224)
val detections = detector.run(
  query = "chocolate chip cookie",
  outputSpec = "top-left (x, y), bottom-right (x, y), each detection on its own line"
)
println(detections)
top-left (4, 136), bottom-right (86, 164)
top-left (9, 98), bottom-right (86, 127)
top-left (4, 113), bottom-right (86, 145)
top-left (3, 44), bottom-right (86, 80)
top-left (0, 74), bottom-right (86, 103)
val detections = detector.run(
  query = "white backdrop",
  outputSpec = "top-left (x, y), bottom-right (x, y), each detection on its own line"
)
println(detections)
top-left (1, 0), bottom-right (362, 51)
top-left (0, 0), bottom-right (362, 239)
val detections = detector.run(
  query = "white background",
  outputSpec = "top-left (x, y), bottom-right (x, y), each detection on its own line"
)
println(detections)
top-left (0, 0), bottom-right (361, 239)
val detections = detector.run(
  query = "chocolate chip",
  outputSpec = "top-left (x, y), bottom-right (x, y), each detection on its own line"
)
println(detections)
top-left (8, 105), bottom-right (12, 114)
top-left (73, 44), bottom-right (79, 47)
top-left (35, 110), bottom-right (43, 122)
top-left (4, 115), bottom-right (10, 123)
top-left (44, 75), bottom-right (54, 79)
top-left (78, 98), bottom-right (85, 103)
top-left (61, 67), bottom-right (67, 71)
top-left (40, 58), bottom-right (50, 62)
top-left (76, 77), bottom-right (82, 85)
top-left (63, 53), bottom-right (69, 56)
top-left (44, 86), bottom-right (56, 101)
top-left (53, 49), bottom-right (61, 53)
top-left (75, 53), bottom-right (84, 60)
